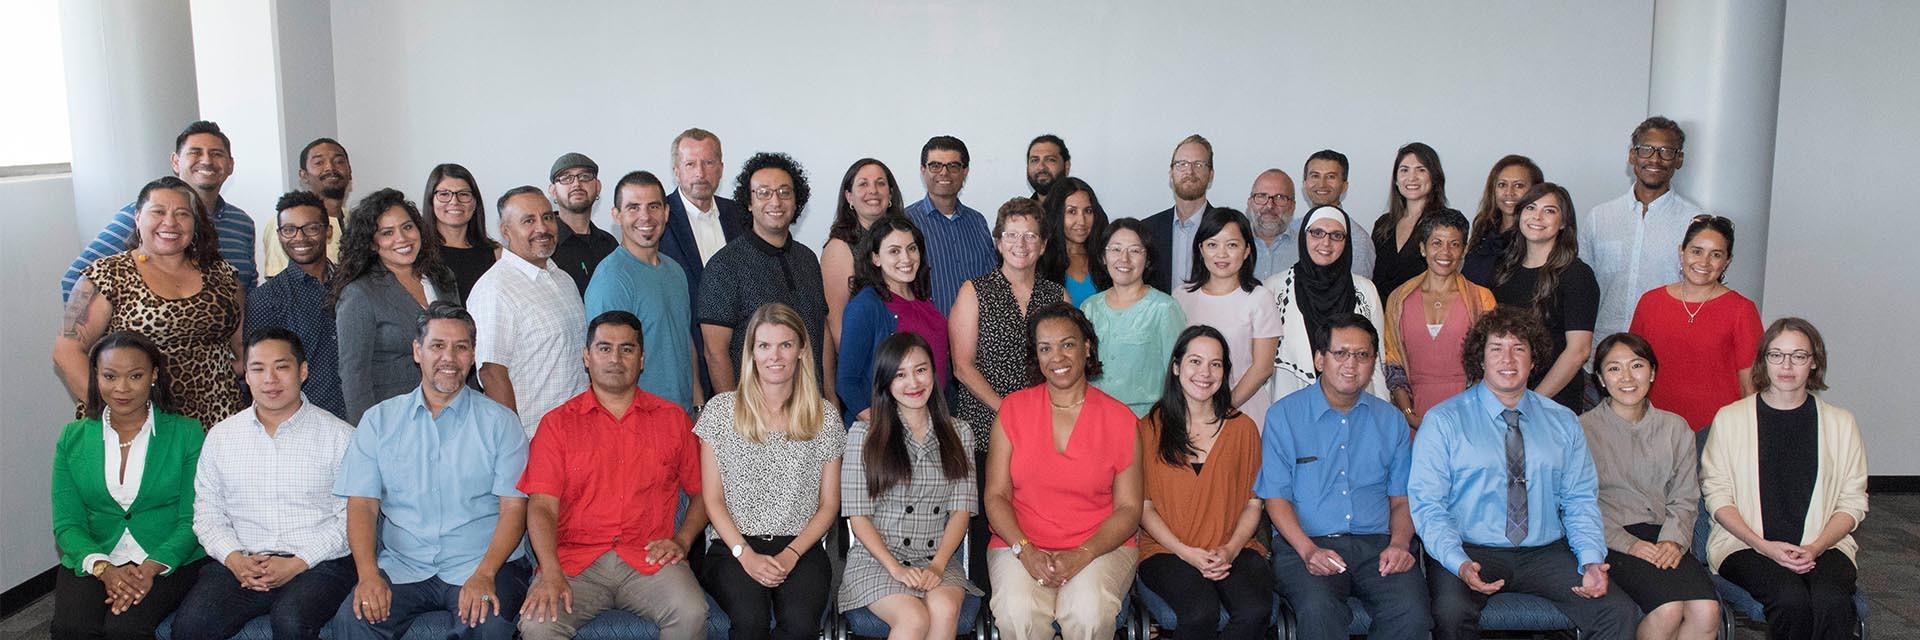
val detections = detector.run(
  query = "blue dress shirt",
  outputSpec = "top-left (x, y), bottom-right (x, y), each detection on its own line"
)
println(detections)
top-left (1255, 383), bottom-right (1412, 537)
top-left (1408, 384), bottom-right (1606, 577)
top-left (333, 387), bottom-right (529, 584)
top-left (905, 196), bottom-right (995, 315)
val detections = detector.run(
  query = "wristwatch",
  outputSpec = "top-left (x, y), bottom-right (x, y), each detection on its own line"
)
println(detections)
top-left (730, 543), bottom-right (745, 558)
top-left (91, 560), bottom-right (110, 577)
top-left (1010, 538), bottom-right (1030, 557)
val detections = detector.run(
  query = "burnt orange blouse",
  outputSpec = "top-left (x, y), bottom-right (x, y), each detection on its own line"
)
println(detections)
top-left (1138, 411), bottom-right (1266, 561)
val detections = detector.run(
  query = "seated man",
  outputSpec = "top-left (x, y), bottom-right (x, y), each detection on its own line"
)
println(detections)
top-left (175, 328), bottom-right (356, 640)
top-left (517, 311), bottom-right (710, 640)
top-left (1409, 306), bottom-right (1637, 640)
top-left (331, 302), bottom-right (533, 640)
top-left (1258, 313), bottom-right (1430, 640)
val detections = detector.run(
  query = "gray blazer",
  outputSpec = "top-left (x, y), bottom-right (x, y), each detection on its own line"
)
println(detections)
top-left (335, 271), bottom-right (456, 425)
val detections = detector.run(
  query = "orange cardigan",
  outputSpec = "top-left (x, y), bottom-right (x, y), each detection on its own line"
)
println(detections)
top-left (1380, 271), bottom-right (1497, 392)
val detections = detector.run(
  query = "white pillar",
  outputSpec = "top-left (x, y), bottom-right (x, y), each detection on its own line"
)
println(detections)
top-left (1647, 0), bottom-right (1786, 305)
top-left (59, 0), bottom-right (200, 241)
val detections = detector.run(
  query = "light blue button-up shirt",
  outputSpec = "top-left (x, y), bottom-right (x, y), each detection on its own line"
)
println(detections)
top-left (333, 386), bottom-right (529, 584)
top-left (1255, 383), bottom-right (1411, 537)
top-left (1408, 384), bottom-right (1606, 577)
top-left (1169, 211), bottom-right (1202, 289)
top-left (905, 196), bottom-right (996, 315)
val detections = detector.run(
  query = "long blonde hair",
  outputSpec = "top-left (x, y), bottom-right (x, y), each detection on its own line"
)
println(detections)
top-left (733, 303), bottom-right (825, 443)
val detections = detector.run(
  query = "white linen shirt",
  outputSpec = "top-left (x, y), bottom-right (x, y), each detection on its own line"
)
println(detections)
top-left (683, 192), bottom-right (728, 265)
top-left (193, 397), bottom-right (355, 567)
top-left (1579, 187), bottom-right (1704, 355)
top-left (468, 250), bottom-right (589, 436)
top-left (85, 406), bottom-right (156, 570)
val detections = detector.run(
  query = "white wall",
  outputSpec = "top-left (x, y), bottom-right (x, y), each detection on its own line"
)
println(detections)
top-left (0, 175), bottom-right (81, 590)
top-left (1763, 0), bottom-right (1919, 474)
top-left (329, 1), bottom-right (1653, 247)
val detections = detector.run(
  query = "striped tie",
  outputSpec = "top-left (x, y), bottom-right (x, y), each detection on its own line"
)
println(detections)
top-left (1502, 408), bottom-right (1528, 546)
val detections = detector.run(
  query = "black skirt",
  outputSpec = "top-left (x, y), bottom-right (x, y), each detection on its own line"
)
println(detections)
top-left (1606, 522), bottom-right (1719, 609)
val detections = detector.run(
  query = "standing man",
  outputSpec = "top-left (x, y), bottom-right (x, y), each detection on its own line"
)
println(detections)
top-left (1408, 306), bottom-right (1637, 640)
top-left (904, 135), bottom-right (995, 314)
top-left (1299, 150), bottom-right (1376, 278)
top-left (1580, 116), bottom-right (1704, 356)
top-left (174, 328), bottom-right (357, 640)
top-left (517, 311), bottom-right (710, 640)
top-left (469, 187), bottom-right (590, 436)
top-left (245, 191), bottom-right (346, 419)
top-left (548, 153), bottom-right (617, 294)
top-left (584, 171), bottom-right (702, 413)
top-left (698, 152), bottom-right (831, 394)
top-left (1257, 314), bottom-right (1430, 640)
top-left (1247, 168), bottom-right (1300, 281)
top-left (330, 302), bottom-right (533, 640)
top-left (261, 138), bottom-right (355, 280)
top-left (1026, 134), bottom-right (1071, 202)
top-left (1144, 134), bottom-right (1215, 293)
top-left (62, 120), bottom-right (257, 298)
top-left (661, 128), bottom-right (748, 396)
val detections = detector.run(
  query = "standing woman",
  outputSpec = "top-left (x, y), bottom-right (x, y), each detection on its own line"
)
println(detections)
top-left (1462, 155), bottom-right (1542, 287)
top-left (949, 198), bottom-right (1065, 452)
top-left (1267, 205), bottom-right (1389, 405)
top-left (421, 163), bottom-right (499, 303)
top-left (1491, 183), bottom-right (1598, 411)
top-left (1629, 215), bottom-right (1762, 430)
top-left (840, 333), bottom-right (982, 640)
top-left (1702, 318), bottom-right (1867, 640)
top-left (838, 215), bottom-right (949, 421)
top-left (984, 304), bottom-right (1143, 640)
top-left (1080, 218), bottom-right (1186, 416)
top-left (1382, 210), bottom-right (1497, 427)
top-left (1174, 207), bottom-right (1282, 427)
top-left (1041, 177), bottom-right (1110, 306)
top-left (1579, 333), bottom-right (1720, 640)
top-left (1371, 142), bottom-right (1459, 295)
top-left (332, 188), bottom-right (459, 425)
top-left (1137, 326), bottom-right (1273, 640)
top-left (824, 159), bottom-right (907, 351)
top-left (55, 176), bottom-right (244, 426)
top-left (698, 303), bottom-right (845, 640)
top-left (50, 332), bottom-right (209, 640)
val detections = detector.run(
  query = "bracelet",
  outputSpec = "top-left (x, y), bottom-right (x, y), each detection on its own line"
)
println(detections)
top-left (781, 547), bottom-right (800, 559)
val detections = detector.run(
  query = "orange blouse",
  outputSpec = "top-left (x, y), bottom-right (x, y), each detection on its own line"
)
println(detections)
top-left (1138, 411), bottom-right (1266, 561)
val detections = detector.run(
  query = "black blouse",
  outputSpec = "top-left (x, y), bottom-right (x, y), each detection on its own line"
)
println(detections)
top-left (1372, 208), bottom-right (1463, 295)
top-left (439, 243), bottom-right (496, 304)
top-left (1756, 397), bottom-right (1819, 544)
top-left (1491, 260), bottom-right (1599, 410)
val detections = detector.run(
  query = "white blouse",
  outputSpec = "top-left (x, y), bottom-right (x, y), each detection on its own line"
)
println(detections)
top-left (84, 406), bottom-right (157, 570)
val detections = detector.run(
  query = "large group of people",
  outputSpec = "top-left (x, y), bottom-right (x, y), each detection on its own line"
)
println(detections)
top-left (47, 118), bottom-right (1867, 640)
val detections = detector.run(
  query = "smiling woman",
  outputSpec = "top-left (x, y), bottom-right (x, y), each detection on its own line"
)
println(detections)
top-left (329, 188), bottom-right (458, 424)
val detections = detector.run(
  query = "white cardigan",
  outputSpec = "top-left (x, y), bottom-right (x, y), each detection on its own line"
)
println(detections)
top-left (1263, 267), bottom-right (1391, 402)
top-left (1700, 394), bottom-right (1869, 571)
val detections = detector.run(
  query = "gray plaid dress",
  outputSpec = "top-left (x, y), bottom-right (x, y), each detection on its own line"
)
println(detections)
top-left (837, 419), bottom-right (984, 611)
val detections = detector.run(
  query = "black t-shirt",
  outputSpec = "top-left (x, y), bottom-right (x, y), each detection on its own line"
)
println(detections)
top-left (1756, 397), bottom-right (1820, 544)
top-left (553, 222), bottom-right (617, 294)
top-left (1492, 259), bottom-right (1599, 410)
top-left (439, 243), bottom-right (496, 304)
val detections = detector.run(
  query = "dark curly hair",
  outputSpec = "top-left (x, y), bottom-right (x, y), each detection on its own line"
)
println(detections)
top-left (85, 331), bottom-right (177, 419)
top-left (1025, 302), bottom-right (1103, 383)
top-left (828, 158), bottom-right (905, 246)
top-left (1040, 177), bottom-right (1111, 290)
top-left (330, 188), bottom-right (454, 305)
top-left (1631, 116), bottom-right (1686, 150)
top-left (124, 176), bottom-right (224, 273)
top-left (1461, 304), bottom-right (1552, 384)
top-left (850, 215), bottom-right (930, 300)
top-left (731, 152), bottom-right (811, 222)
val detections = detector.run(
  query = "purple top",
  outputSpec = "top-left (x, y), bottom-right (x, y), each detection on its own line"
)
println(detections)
top-left (886, 295), bottom-right (951, 384)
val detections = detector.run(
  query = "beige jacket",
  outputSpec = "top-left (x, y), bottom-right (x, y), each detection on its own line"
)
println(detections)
top-left (1700, 394), bottom-right (1868, 571)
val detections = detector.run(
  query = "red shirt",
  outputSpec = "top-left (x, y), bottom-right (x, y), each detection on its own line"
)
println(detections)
top-left (1629, 288), bottom-right (1763, 430)
top-left (518, 389), bottom-right (701, 576)
top-left (989, 384), bottom-right (1138, 551)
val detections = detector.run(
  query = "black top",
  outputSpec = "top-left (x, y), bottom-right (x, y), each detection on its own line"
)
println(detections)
top-left (1372, 207), bottom-right (1462, 295)
top-left (696, 232), bottom-right (828, 384)
top-left (1491, 259), bottom-right (1599, 410)
top-left (553, 221), bottom-right (617, 294)
top-left (440, 243), bottom-right (496, 304)
top-left (1462, 229), bottom-right (1511, 288)
top-left (1756, 397), bottom-right (1819, 544)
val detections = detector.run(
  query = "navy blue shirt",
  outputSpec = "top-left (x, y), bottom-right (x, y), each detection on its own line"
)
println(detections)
top-left (1255, 382), bottom-right (1413, 537)
top-left (246, 262), bottom-right (346, 419)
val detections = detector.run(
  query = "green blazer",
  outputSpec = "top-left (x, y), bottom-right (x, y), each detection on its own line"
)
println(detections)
top-left (51, 411), bottom-right (207, 576)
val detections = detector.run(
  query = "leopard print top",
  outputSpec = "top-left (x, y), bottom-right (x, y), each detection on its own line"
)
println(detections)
top-left (82, 253), bottom-right (243, 426)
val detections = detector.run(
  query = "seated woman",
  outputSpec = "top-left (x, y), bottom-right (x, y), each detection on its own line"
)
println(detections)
top-left (1137, 326), bottom-right (1273, 640)
top-left (697, 303), bottom-right (846, 640)
top-left (1579, 333), bottom-right (1719, 639)
top-left (1382, 210), bottom-right (1496, 428)
top-left (50, 331), bottom-right (209, 640)
top-left (840, 333), bottom-right (983, 640)
top-left (1702, 318), bottom-right (1868, 640)
top-left (1079, 218), bottom-right (1186, 416)
top-left (838, 215), bottom-right (949, 422)
top-left (1629, 215), bottom-right (1762, 431)
top-left (984, 304), bottom-right (1143, 640)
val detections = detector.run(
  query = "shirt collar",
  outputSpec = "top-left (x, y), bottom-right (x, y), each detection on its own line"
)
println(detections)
top-left (99, 405), bottom-right (158, 442)
top-left (681, 192), bottom-right (718, 218)
top-left (1304, 381), bottom-right (1384, 419)
top-left (277, 261), bottom-right (336, 285)
top-left (744, 229), bottom-right (791, 256)
top-left (497, 247), bottom-right (553, 279)
top-left (248, 395), bottom-right (315, 434)
top-left (408, 385), bottom-right (473, 421)
top-left (1471, 383), bottom-right (1536, 424)
top-left (557, 220), bottom-right (606, 244)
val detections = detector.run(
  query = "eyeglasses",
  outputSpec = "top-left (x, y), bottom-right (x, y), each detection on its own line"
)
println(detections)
top-left (1248, 192), bottom-right (1294, 206)
top-left (998, 231), bottom-right (1041, 244)
top-left (751, 187), bottom-right (795, 202)
top-left (1765, 350), bottom-right (1814, 366)
top-left (1171, 160), bottom-right (1213, 173)
top-left (554, 172), bottom-right (598, 186)
top-left (1324, 348), bottom-right (1375, 363)
top-left (1632, 145), bottom-right (1684, 161)
top-left (1104, 245), bottom-right (1147, 259)
top-left (1305, 228), bottom-right (1348, 243)
top-left (923, 161), bottom-right (967, 174)
top-left (276, 222), bottom-right (328, 238)
top-left (432, 189), bottom-right (475, 204)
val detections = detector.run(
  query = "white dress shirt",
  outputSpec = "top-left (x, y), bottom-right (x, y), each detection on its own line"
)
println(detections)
top-left (1578, 186), bottom-right (1704, 355)
top-left (682, 192), bottom-right (727, 265)
top-left (193, 397), bottom-right (355, 567)
top-left (84, 406), bottom-right (156, 570)
top-left (468, 250), bottom-right (590, 436)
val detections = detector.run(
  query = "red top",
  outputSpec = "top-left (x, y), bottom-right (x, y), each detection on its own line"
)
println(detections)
top-left (1628, 288), bottom-right (1763, 430)
top-left (989, 384), bottom-right (1138, 550)
top-left (518, 389), bottom-right (702, 576)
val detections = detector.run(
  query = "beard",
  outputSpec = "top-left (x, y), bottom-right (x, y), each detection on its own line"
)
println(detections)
top-left (1251, 216), bottom-right (1286, 238)
top-left (1028, 172), bottom-right (1054, 195)
top-left (320, 185), bottom-right (348, 201)
top-left (1173, 178), bottom-right (1208, 201)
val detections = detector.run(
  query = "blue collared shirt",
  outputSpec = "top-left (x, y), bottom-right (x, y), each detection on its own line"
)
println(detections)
top-left (63, 197), bottom-right (257, 299)
top-left (1252, 228), bottom-right (1298, 282)
top-left (1255, 383), bottom-right (1411, 536)
top-left (1169, 210), bottom-right (1202, 289)
top-left (905, 196), bottom-right (996, 315)
top-left (246, 262), bottom-right (345, 419)
top-left (332, 387), bottom-right (529, 584)
top-left (1408, 384), bottom-right (1606, 576)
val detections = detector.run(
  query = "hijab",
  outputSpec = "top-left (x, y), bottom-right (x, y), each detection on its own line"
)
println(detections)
top-left (1293, 205), bottom-right (1360, 341)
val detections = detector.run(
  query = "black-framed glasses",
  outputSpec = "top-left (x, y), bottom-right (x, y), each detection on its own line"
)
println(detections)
top-left (1765, 350), bottom-right (1813, 366)
top-left (1305, 228), bottom-right (1348, 243)
top-left (1171, 160), bottom-right (1213, 172)
top-left (554, 172), bottom-right (598, 186)
top-left (276, 222), bottom-right (328, 238)
top-left (432, 189), bottom-right (475, 204)
top-left (1632, 145), bottom-right (1684, 161)
top-left (751, 187), bottom-right (796, 202)
top-left (1249, 193), bottom-right (1295, 206)
top-left (923, 161), bottom-right (967, 174)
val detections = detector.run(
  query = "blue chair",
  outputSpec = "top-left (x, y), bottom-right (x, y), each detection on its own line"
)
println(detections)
top-left (155, 610), bottom-right (462, 640)
top-left (835, 524), bottom-right (987, 640)
top-left (1134, 577), bottom-right (1279, 639)
top-left (571, 592), bottom-right (730, 640)
top-left (1693, 500), bottom-right (1868, 639)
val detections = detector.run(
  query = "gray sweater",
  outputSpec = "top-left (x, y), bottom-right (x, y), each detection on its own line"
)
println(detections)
top-left (335, 271), bottom-right (456, 424)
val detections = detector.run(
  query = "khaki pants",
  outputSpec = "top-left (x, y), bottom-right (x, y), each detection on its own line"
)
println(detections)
top-left (987, 546), bottom-right (1137, 640)
top-left (519, 551), bottom-right (709, 640)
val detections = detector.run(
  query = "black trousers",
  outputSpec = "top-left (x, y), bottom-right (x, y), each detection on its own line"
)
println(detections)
top-left (52, 558), bottom-right (207, 640)
top-left (1427, 541), bottom-right (1639, 640)
top-left (702, 535), bottom-right (832, 640)
top-left (1719, 548), bottom-right (1858, 640)
top-left (1137, 549), bottom-right (1274, 640)
top-left (969, 449), bottom-right (991, 603)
